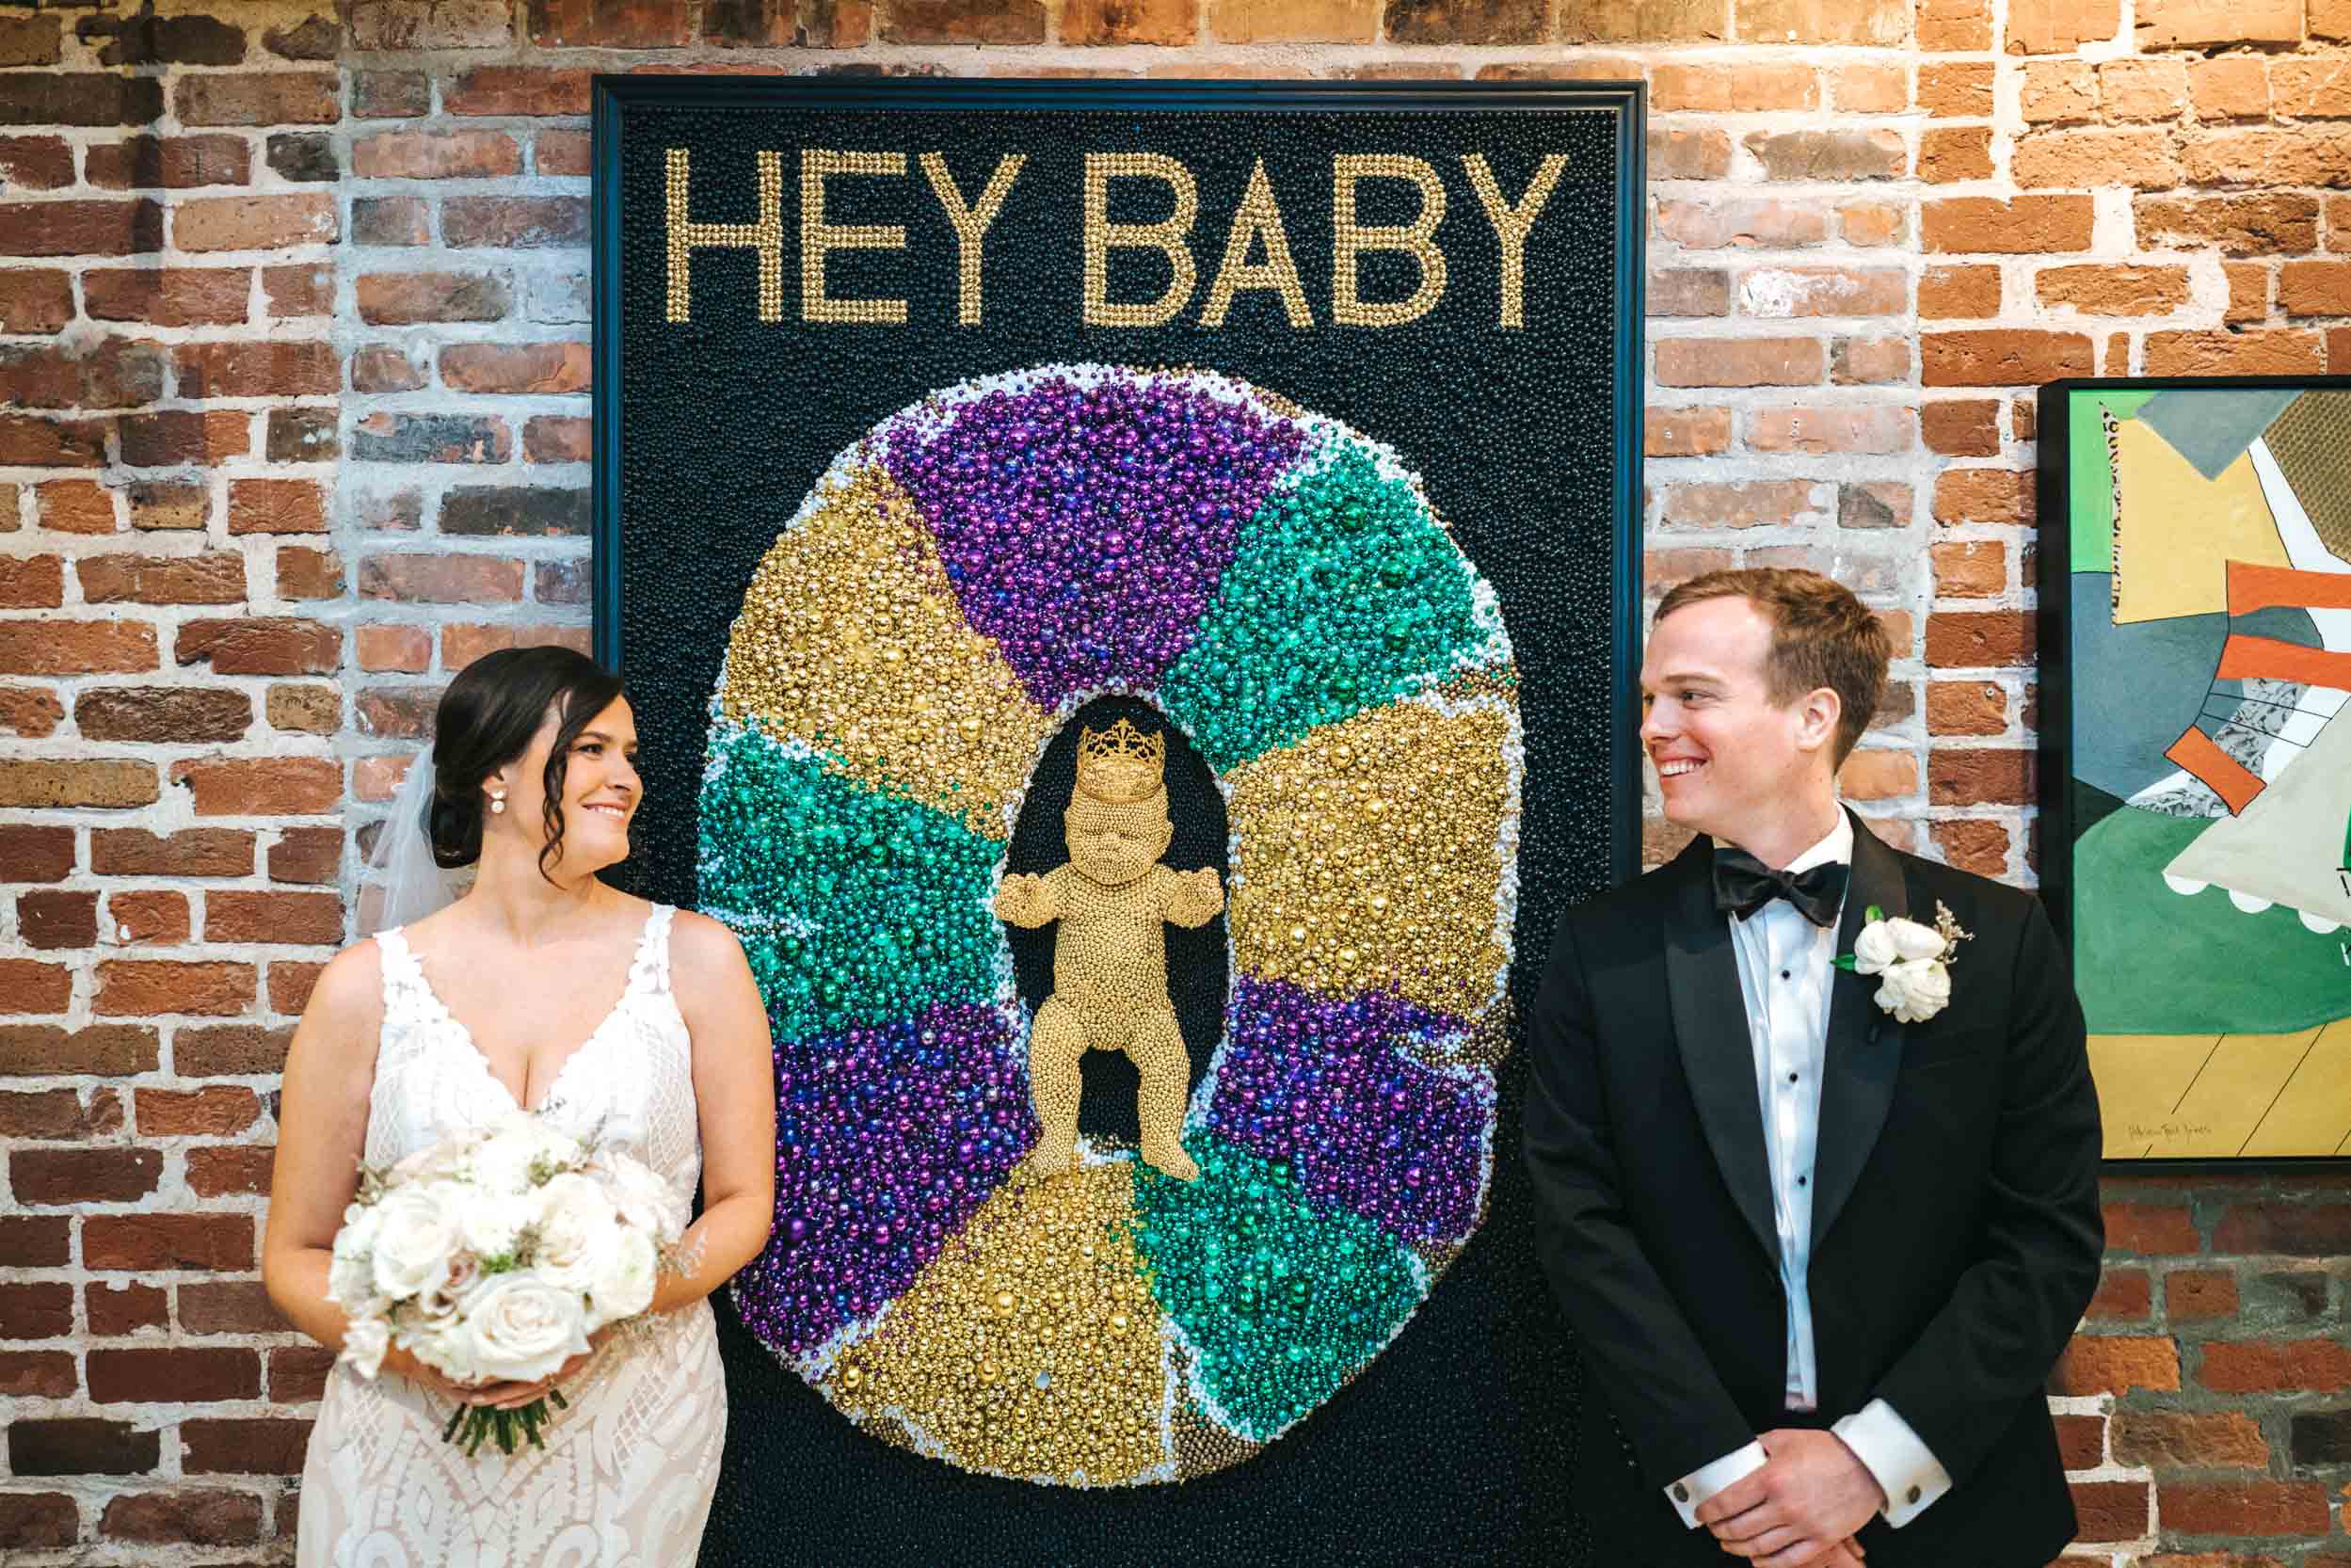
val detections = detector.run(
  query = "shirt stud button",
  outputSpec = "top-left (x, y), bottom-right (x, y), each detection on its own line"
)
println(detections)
top-left (1673, 1484), bottom-right (1690, 1502)
top-left (1906, 1486), bottom-right (1922, 1504)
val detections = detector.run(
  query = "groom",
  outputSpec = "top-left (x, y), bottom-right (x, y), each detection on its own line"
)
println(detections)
top-left (1525, 568), bottom-right (2103, 1568)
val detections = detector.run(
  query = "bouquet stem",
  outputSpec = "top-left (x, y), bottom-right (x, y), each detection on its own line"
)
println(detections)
top-left (442, 1386), bottom-right (569, 1456)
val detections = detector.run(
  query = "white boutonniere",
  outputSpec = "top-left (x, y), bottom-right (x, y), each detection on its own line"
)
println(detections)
top-left (1833, 901), bottom-right (1973, 1024)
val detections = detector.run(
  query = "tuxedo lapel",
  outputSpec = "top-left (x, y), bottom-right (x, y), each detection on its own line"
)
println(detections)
top-left (1663, 840), bottom-right (1780, 1268)
top-left (1810, 810), bottom-right (1911, 1250)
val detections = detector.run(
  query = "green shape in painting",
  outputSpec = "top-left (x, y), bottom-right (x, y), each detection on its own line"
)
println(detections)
top-left (2075, 804), bottom-right (2351, 1035)
top-left (2067, 389), bottom-right (2157, 575)
top-left (1130, 1137), bottom-right (1423, 1442)
top-left (697, 719), bottom-right (1002, 1048)
top-left (1158, 440), bottom-right (1495, 775)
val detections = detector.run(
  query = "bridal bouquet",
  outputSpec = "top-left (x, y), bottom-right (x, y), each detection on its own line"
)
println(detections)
top-left (326, 1112), bottom-right (678, 1456)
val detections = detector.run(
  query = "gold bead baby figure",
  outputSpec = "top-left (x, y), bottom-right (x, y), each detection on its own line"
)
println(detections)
top-left (995, 719), bottom-right (1223, 1183)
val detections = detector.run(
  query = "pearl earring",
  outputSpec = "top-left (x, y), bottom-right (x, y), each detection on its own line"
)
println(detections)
top-left (490, 792), bottom-right (506, 815)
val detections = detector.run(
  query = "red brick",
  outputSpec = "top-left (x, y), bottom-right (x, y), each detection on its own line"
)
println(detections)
top-left (1917, 265), bottom-right (2001, 322)
top-left (204, 889), bottom-right (343, 946)
top-left (84, 1213), bottom-right (251, 1272)
top-left (225, 478), bottom-right (328, 536)
top-left (2115, 1409), bottom-right (2274, 1468)
top-left (1837, 200), bottom-right (1907, 246)
top-left (135, 1086), bottom-right (261, 1137)
top-left (0, 269), bottom-right (72, 334)
top-left (360, 553), bottom-right (526, 603)
top-left (356, 271), bottom-right (511, 326)
top-left (0, 1351), bottom-right (77, 1397)
top-left (0, 555), bottom-right (62, 611)
top-left (174, 341), bottom-right (337, 400)
top-left (177, 618), bottom-right (340, 676)
top-left (1922, 399), bottom-right (2000, 456)
top-left (172, 192), bottom-right (337, 252)
top-left (2010, 0), bottom-right (2119, 50)
top-left (0, 414), bottom-right (107, 468)
top-left (2225, 262), bottom-right (2270, 325)
top-left (2167, 1268), bottom-right (2241, 1320)
top-left (352, 344), bottom-right (427, 393)
top-left (0, 1493), bottom-right (75, 1548)
top-left (0, 13), bottom-right (61, 67)
top-left (0, 759), bottom-right (157, 810)
top-left (82, 267), bottom-right (250, 328)
top-left (17, 888), bottom-right (95, 949)
top-left (537, 128), bottom-right (592, 176)
top-left (118, 409), bottom-right (249, 467)
top-left (2039, 264), bottom-right (2194, 315)
top-left (4, 342), bottom-right (166, 414)
top-left (0, 1086), bottom-right (119, 1140)
top-left (1655, 198), bottom-right (1828, 249)
top-left (2071, 1480), bottom-right (2151, 1543)
top-left (2184, 128), bottom-right (2351, 187)
top-left (2051, 1334), bottom-right (2182, 1395)
top-left (264, 262), bottom-right (332, 317)
top-left (1063, 0), bottom-right (1197, 42)
top-left (440, 342), bottom-right (591, 394)
top-left (185, 1144), bottom-right (272, 1201)
top-left (0, 198), bottom-right (162, 258)
top-left (1933, 467), bottom-right (2034, 525)
top-left (9, 1146), bottom-right (160, 1205)
top-left (350, 0), bottom-right (512, 49)
top-left (168, 756), bottom-right (341, 816)
top-left (1657, 480), bottom-right (1820, 531)
top-left (268, 1343), bottom-right (336, 1401)
top-left (1925, 329), bottom-right (2094, 387)
top-left (1655, 337), bottom-right (1824, 388)
top-left (174, 1024), bottom-right (292, 1077)
top-left (76, 554), bottom-right (247, 607)
top-left (91, 829), bottom-right (252, 878)
top-left (1649, 128), bottom-right (1735, 181)
top-left (2015, 129), bottom-right (2181, 191)
top-left (353, 130), bottom-right (521, 180)
top-left (1828, 62), bottom-right (1907, 112)
top-left (441, 194), bottom-right (589, 249)
top-left (0, 1214), bottom-right (72, 1266)
top-left (0, 1023), bottom-right (156, 1075)
top-left (85, 1279), bottom-right (166, 1336)
top-left (1918, 126), bottom-right (1991, 184)
top-left (2192, 56), bottom-right (2273, 121)
top-left (524, 415), bottom-right (592, 463)
top-left (1930, 747), bottom-right (2034, 805)
top-left (100, 1487), bottom-right (263, 1546)
top-left (277, 548), bottom-right (345, 602)
top-left (0, 617), bottom-right (159, 677)
top-left (108, 889), bottom-right (188, 945)
top-left (2214, 1204), bottom-right (2351, 1256)
top-left (1831, 335), bottom-right (1908, 384)
top-left (1927, 680), bottom-right (2007, 735)
top-left (1746, 406), bottom-right (1913, 454)
top-left (174, 72), bottom-right (337, 127)
top-left (1646, 407), bottom-right (1732, 457)
top-left (2137, 194), bottom-right (2319, 255)
top-left (2021, 59), bottom-right (2098, 125)
top-left (1652, 61), bottom-right (1816, 111)
top-left (2145, 330), bottom-right (2327, 376)
top-left (181, 1280), bottom-right (286, 1338)
top-left (93, 960), bottom-right (254, 1017)
top-left (85, 134), bottom-right (251, 190)
top-left (2055, 1413), bottom-right (2106, 1471)
top-left (0, 1281), bottom-right (72, 1337)
top-left (1918, 59), bottom-right (1994, 117)
top-left (446, 65), bottom-right (592, 116)
top-left (2157, 1481), bottom-right (2332, 1536)
top-left (0, 687), bottom-right (62, 739)
top-left (1925, 196), bottom-right (2095, 253)
top-left (1744, 129), bottom-right (1906, 181)
top-left (181, 1416), bottom-right (312, 1476)
top-left (1735, 0), bottom-right (1909, 41)
top-left (270, 960), bottom-right (324, 1014)
top-left (2280, 261), bottom-right (2351, 318)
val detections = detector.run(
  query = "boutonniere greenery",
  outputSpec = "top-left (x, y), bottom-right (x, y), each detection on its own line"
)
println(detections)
top-left (1833, 901), bottom-right (1974, 1024)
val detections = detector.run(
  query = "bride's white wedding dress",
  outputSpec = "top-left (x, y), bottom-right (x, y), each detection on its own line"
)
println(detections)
top-left (296, 903), bottom-right (726, 1568)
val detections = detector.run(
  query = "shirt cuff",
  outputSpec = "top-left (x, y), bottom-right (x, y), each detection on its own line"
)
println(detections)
top-left (1666, 1440), bottom-right (1767, 1529)
top-left (1832, 1400), bottom-right (1953, 1528)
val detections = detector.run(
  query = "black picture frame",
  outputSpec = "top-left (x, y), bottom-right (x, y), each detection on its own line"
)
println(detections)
top-left (2037, 374), bottom-right (2351, 1172)
top-left (588, 75), bottom-right (1648, 1566)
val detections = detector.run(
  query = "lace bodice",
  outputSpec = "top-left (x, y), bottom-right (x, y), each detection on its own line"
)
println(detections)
top-left (369, 904), bottom-right (701, 1232)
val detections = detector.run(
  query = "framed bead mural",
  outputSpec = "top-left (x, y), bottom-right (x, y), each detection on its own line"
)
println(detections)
top-left (592, 77), bottom-right (1644, 1567)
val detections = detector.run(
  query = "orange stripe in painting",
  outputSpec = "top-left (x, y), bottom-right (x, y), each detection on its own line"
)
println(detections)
top-left (2227, 561), bottom-right (2351, 617)
top-left (2164, 725), bottom-right (2264, 815)
top-left (2215, 633), bottom-right (2351, 691)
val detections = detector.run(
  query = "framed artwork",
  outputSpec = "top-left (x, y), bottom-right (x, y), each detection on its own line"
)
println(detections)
top-left (2037, 376), bottom-right (2351, 1165)
top-left (594, 76), bottom-right (1642, 1564)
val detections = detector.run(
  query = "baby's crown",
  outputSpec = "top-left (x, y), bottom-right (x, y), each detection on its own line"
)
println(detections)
top-left (1075, 718), bottom-right (1166, 805)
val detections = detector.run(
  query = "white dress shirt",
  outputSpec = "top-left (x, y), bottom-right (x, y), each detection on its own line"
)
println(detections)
top-left (1664, 813), bottom-right (1953, 1532)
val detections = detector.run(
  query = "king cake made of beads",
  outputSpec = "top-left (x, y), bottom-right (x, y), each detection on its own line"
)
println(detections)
top-left (702, 363), bottom-right (1525, 1487)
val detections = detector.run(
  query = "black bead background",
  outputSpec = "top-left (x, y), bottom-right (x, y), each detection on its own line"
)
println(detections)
top-left (600, 82), bottom-right (1635, 1568)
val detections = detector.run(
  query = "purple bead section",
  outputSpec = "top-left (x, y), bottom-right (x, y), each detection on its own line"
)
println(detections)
top-left (1207, 978), bottom-right (1489, 1245)
top-left (882, 374), bottom-right (1308, 708)
top-left (732, 1001), bottom-right (1037, 1359)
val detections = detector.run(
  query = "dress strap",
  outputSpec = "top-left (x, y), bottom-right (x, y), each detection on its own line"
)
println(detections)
top-left (632, 904), bottom-right (677, 996)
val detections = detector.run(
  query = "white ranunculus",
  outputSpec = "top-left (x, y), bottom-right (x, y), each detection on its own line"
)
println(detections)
top-left (589, 1224), bottom-right (659, 1324)
top-left (1850, 921), bottom-right (1900, 974)
top-left (1882, 917), bottom-right (1949, 963)
top-left (370, 1185), bottom-right (464, 1301)
top-left (1875, 957), bottom-right (1953, 1023)
top-left (458, 1189), bottom-right (538, 1261)
top-left (453, 1273), bottom-right (589, 1384)
top-left (533, 1173), bottom-right (620, 1292)
top-left (342, 1316), bottom-right (390, 1379)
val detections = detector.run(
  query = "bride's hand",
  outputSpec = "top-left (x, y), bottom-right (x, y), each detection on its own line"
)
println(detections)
top-left (464, 1323), bottom-right (622, 1411)
top-left (379, 1342), bottom-right (498, 1406)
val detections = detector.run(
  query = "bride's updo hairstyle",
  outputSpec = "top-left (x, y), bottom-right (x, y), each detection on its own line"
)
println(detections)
top-left (427, 646), bottom-right (627, 880)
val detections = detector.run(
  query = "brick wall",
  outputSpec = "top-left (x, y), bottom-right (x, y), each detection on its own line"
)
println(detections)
top-left (0, 0), bottom-right (2343, 1561)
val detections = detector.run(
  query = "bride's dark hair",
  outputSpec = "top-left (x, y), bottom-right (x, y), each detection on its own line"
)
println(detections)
top-left (427, 647), bottom-right (628, 880)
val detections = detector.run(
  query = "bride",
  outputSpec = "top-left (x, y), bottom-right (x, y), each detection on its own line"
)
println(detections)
top-left (264, 647), bottom-right (776, 1565)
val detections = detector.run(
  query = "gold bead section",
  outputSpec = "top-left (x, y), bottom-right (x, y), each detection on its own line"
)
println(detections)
top-left (825, 1162), bottom-right (1171, 1485)
top-left (717, 462), bottom-right (1054, 836)
top-left (1224, 696), bottom-right (1516, 1018)
top-left (665, 146), bottom-right (784, 325)
top-left (1200, 157), bottom-right (1313, 330)
top-left (1461, 153), bottom-right (1568, 331)
top-left (1081, 152), bottom-right (1198, 329)
top-left (802, 149), bottom-right (911, 326)
top-left (1332, 153), bottom-right (1448, 328)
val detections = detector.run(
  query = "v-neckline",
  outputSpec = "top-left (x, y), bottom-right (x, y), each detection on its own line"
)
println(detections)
top-left (399, 905), bottom-right (658, 1115)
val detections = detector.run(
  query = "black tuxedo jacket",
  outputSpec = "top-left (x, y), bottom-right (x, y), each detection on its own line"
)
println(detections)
top-left (1524, 815), bottom-right (2103, 1567)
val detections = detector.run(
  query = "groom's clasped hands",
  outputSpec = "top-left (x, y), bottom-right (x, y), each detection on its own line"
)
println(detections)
top-left (1694, 1429), bottom-right (1882, 1568)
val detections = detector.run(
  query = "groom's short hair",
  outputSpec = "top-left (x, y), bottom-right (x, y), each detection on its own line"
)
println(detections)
top-left (1655, 568), bottom-right (1890, 766)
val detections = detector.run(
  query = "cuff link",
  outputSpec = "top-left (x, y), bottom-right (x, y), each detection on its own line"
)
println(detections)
top-left (1672, 1483), bottom-right (1690, 1502)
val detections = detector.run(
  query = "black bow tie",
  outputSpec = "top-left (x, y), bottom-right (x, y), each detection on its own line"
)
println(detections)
top-left (1712, 845), bottom-right (1849, 928)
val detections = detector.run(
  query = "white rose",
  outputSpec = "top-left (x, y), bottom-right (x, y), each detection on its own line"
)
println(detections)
top-left (1875, 957), bottom-right (1953, 1023)
top-left (342, 1316), bottom-right (391, 1380)
top-left (458, 1190), bottom-right (537, 1261)
top-left (408, 1316), bottom-right (483, 1386)
top-left (452, 1273), bottom-right (589, 1384)
top-left (370, 1185), bottom-right (463, 1302)
top-left (1882, 917), bottom-right (1949, 963)
top-left (1850, 921), bottom-right (1900, 975)
top-left (533, 1174), bottom-right (620, 1292)
top-left (600, 1155), bottom-right (678, 1241)
top-left (589, 1224), bottom-right (659, 1325)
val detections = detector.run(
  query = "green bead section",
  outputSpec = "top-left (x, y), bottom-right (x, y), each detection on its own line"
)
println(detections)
top-left (1158, 440), bottom-right (1493, 775)
top-left (697, 718), bottom-right (1003, 1046)
top-left (1130, 1137), bottom-right (1424, 1443)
